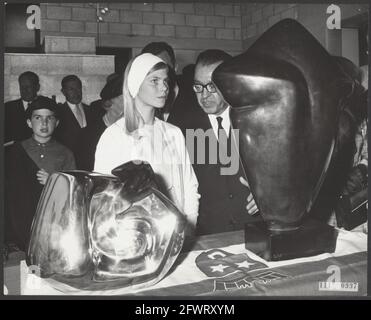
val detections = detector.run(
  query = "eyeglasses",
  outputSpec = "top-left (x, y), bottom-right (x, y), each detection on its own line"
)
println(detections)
top-left (192, 82), bottom-right (217, 93)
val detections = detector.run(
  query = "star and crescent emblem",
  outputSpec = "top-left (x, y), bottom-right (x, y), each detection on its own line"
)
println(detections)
top-left (196, 249), bottom-right (268, 278)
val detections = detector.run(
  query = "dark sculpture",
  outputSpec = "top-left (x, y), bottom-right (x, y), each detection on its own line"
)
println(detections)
top-left (27, 161), bottom-right (186, 292)
top-left (212, 19), bottom-right (365, 259)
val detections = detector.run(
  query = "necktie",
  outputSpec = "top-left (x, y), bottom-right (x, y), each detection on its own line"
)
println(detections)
top-left (74, 104), bottom-right (84, 128)
top-left (216, 116), bottom-right (227, 139)
top-left (216, 116), bottom-right (230, 164)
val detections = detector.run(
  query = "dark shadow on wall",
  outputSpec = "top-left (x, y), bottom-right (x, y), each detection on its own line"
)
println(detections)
top-left (96, 47), bottom-right (132, 76)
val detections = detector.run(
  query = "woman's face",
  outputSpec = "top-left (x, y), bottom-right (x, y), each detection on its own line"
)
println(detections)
top-left (136, 68), bottom-right (169, 109)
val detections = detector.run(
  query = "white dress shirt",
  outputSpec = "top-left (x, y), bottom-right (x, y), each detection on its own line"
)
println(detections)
top-left (67, 101), bottom-right (87, 128)
top-left (22, 100), bottom-right (30, 111)
top-left (207, 106), bottom-right (231, 139)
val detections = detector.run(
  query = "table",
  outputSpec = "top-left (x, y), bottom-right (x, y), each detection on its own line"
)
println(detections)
top-left (3, 227), bottom-right (367, 296)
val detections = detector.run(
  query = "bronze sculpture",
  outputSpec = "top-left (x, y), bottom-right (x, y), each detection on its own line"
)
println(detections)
top-left (212, 19), bottom-right (365, 260)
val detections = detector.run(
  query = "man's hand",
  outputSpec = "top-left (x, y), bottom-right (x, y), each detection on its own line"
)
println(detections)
top-left (239, 176), bottom-right (259, 215)
top-left (36, 169), bottom-right (49, 185)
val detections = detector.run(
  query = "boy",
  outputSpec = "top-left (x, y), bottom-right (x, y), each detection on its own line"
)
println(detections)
top-left (5, 96), bottom-right (76, 251)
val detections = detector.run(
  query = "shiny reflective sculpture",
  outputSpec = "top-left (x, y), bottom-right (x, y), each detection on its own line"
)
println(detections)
top-left (28, 161), bottom-right (186, 292)
top-left (212, 19), bottom-right (364, 259)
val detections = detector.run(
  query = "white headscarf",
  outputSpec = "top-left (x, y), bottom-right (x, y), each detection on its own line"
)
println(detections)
top-left (127, 53), bottom-right (165, 98)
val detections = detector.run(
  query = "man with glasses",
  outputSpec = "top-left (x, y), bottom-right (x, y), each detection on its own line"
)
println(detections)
top-left (189, 49), bottom-right (260, 235)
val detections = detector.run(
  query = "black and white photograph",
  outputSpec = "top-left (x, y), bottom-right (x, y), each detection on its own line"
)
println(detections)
top-left (2, 1), bottom-right (369, 301)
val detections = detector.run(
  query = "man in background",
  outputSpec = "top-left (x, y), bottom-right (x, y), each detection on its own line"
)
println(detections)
top-left (55, 75), bottom-right (93, 170)
top-left (5, 71), bottom-right (40, 144)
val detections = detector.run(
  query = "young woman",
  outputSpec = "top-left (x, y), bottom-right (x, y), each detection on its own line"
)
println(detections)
top-left (94, 53), bottom-right (200, 236)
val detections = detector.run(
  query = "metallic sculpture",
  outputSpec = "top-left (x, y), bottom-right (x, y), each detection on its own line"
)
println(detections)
top-left (28, 161), bottom-right (186, 292)
top-left (212, 19), bottom-right (364, 260)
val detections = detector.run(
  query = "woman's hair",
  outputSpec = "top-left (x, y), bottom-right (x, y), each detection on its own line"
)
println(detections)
top-left (123, 58), bottom-right (168, 134)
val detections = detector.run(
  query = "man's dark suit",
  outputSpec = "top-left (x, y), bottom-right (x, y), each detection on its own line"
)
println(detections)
top-left (4, 98), bottom-right (33, 143)
top-left (175, 108), bottom-right (261, 235)
top-left (55, 102), bottom-right (105, 171)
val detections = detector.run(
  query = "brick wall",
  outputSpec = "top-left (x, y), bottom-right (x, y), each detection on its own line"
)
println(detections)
top-left (40, 2), bottom-right (243, 72)
top-left (4, 53), bottom-right (114, 103)
top-left (241, 3), bottom-right (299, 49)
top-left (241, 3), bottom-right (368, 54)
top-left (7, 3), bottom-right (366, 103)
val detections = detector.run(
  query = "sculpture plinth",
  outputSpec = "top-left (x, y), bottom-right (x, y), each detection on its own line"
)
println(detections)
top-left (244, 220), bottom-right (338, 261)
